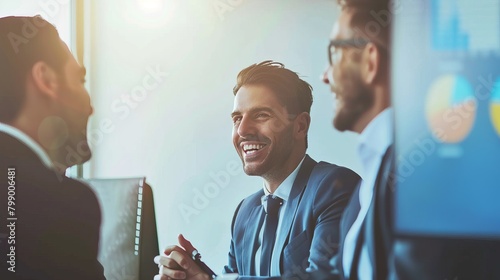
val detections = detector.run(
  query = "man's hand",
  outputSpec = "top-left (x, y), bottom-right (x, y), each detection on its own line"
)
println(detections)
top-left (154, 234), bottom-right (210, 280)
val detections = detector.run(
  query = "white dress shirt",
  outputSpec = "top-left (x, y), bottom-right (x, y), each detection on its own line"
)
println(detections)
top-left (254, 155), bottom-right (306, 276)
top-left (342, 108), bottom-right (394, 279)
top-left (0, 123), bottom-right (54, 169)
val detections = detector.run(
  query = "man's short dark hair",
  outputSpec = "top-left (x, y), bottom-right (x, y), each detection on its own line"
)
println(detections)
top-left (0, 16), bottom-right (68, 122)
top-left (337, 0), bottom-right (391, 49)
top-left (233, 60), bottom-right (313, 116)
top-left (233, 60), bottom-right (313, 148)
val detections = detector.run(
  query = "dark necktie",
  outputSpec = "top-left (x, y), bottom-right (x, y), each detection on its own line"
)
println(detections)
top-left (260, 195), bottom-right (283, 276)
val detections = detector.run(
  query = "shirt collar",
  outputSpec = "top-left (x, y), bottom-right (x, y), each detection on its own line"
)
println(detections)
top-left (262, 155), bottom-right (306, 202)
top-left (0, 123), bottom-right (54, 170)
top-left (358, 108), bottom-right (394, 160)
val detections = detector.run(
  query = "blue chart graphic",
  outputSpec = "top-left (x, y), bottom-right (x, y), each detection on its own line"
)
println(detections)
top-left (431, 0), bottom-right (468, 50)
top-left (425, 75), bottom-right (476, 144)
top-left (431, 0), bottom-right (500, 52)
top-left (491, 78), bottom-right (500, 137)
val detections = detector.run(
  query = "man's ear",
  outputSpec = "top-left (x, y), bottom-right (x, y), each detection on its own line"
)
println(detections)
top-left (30, 61), bottom-right (59, 98)
top-left (295, 112), bottom-right (311, 139)
top-left (360, 42), bottom-right (381, 85)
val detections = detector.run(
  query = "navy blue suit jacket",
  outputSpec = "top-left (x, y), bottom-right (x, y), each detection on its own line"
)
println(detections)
top-left (326, 147), bottom-right (394, 280)
top-left (223, 155), bottom-right (360, 278)
top-left (0, 132), bottom-right (105, 280)
top-left (327, 146), bottom-right (500, 280)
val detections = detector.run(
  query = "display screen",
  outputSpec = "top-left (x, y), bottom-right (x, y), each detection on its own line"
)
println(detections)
top-left (393, 0), bottom-right (500, 238)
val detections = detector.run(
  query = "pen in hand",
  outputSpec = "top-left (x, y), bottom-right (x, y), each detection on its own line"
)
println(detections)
top-left (178, 234), bottom-right (217, 279)
top-left (192, 249), bottom-right (217, 279)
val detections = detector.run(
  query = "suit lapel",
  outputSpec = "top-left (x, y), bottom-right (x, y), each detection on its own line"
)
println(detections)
top-left (0, 132), bottom-right (42, 161)
top-left (365, 193), bottom-right (377, 278)
top-left (374, 146), bottom-right (394, 280)
top-left (338, 182), bottom-right (361, 278)
top-left (242, 203), bottom-right (265, 275)
top-left (274, 155), bottom-right (316, 272)
top-left (0, 132), bottom-right (58, 178)
top-left (365, 146), bottom-right (394, 280)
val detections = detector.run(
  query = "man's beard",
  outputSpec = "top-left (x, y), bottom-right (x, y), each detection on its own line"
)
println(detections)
top-left (333, 72), bottom-right (374, 132)
top-left (54, 83), bottom-right (92, 169)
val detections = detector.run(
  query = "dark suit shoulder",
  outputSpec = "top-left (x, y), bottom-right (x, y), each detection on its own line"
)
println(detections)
top-left (64, 177), bottom-right (102, 219)
top-left (310, 162), bottom-right (360, 193)
top-left (1, 166), bottom-right (104, 278)
top-left (16, 163), bottom-right (101, 218)
top-left (314, 161), bottom-right (359, 180)
top-left (63, 178), bottom-right (101, 205)
top-left (307, 162), bottom-right (360, 215)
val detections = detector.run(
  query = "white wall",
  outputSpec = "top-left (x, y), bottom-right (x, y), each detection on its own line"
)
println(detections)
top-left (87, 0), bottom-right (361, 270)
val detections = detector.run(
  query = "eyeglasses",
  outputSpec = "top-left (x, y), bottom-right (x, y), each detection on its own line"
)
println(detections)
top-left (328, 38), bottom-right (371, 66)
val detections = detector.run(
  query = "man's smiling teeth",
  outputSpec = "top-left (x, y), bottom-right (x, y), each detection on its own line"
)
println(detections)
top-left (243, 144), bottom-right (265, 153)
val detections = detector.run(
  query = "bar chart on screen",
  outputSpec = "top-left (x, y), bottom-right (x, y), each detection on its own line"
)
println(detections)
top-left (393, 0), bottom-right (500, 238)
top-left (431, 0), bottom-right (500, 54)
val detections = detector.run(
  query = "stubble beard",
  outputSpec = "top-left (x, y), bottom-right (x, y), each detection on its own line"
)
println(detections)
top-left (332, 71), bottom-right (374, 132)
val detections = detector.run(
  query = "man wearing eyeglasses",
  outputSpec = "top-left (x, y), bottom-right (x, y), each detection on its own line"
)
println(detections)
top-left (321, 0), bottom-right (394, 279)
top-left (319, 1), bottom-right (500, 280)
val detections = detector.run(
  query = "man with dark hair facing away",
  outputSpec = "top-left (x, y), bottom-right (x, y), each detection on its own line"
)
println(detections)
top-left (0, 16), bottom-right (105, 280)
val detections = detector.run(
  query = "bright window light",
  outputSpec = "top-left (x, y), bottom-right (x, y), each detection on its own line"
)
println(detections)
top-left (136, 0), bottom-right (164, 14)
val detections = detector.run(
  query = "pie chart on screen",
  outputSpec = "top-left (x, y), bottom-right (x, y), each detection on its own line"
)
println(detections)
top-left (491, 77), bottom-right (500, 136)
top-left (425, 75), bottom-right (476, 143)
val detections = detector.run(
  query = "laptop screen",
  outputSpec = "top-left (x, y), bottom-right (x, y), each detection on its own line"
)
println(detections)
top-left (393, 0), bottom-right (500, 238)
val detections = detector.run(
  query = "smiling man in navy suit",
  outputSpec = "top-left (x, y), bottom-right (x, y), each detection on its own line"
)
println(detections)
top-left (156, 61), bottom-right (360, 279)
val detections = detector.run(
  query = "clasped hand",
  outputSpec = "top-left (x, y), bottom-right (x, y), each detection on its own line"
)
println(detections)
top-left (154, 234), bottom-right (210, 280)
